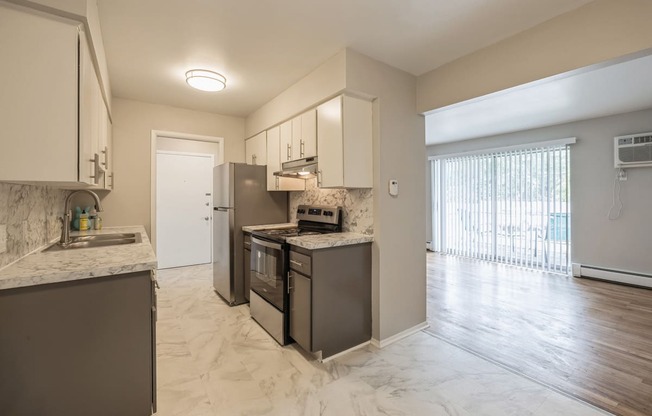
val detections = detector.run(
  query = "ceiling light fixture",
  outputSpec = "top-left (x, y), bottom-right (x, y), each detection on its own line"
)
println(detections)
top-left (185, 69), bottom-right (226, 92)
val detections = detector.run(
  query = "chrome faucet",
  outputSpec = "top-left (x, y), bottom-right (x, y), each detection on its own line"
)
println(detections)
top-left (59, 190), bottom-right (104, 246)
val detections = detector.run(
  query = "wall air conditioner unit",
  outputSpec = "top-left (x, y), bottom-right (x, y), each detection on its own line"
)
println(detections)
top-left (614, 132), bottom-right (652, 168)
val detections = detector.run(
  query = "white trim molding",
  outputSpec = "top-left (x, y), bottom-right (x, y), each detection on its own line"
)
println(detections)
top-left (319, 341), bottom-right (371, 363)
top-left (371, 321), bottom-right (429, 349)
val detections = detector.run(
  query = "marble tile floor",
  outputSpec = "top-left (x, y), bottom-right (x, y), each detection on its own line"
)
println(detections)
top-left (154, 264), bottom-right (612, 416)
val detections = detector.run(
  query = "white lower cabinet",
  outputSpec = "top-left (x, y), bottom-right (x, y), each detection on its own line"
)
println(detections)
top-left (266, 126), bottom-right (305, 191)
top-left (317, 95), bottom-right (372, 188)
top-left (0, 4), bottom-right (112, 188)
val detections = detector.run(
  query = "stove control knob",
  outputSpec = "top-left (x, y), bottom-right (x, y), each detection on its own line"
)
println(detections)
top-left (323, 210), bottom-right (332, 216)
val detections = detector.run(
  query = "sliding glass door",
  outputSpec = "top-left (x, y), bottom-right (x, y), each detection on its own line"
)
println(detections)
top-left (432, 143), bottom-right (571, 273)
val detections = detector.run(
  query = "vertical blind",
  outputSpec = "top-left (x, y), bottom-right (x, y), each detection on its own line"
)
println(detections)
top-left (432, 143), bottom-right (571, 273)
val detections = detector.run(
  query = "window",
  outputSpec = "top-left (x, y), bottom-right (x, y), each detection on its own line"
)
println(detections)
top-left (432, 141), bottom-right (572, 273)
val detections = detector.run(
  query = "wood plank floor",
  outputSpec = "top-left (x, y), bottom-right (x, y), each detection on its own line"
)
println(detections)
top-left (426, 253), bottom-right (652, 416)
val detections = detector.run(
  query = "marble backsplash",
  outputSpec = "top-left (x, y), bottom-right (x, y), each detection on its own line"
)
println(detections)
top-left (0, 183), bottom-right (68, 269)
top-left (289, 178), bottom-right (373, 235)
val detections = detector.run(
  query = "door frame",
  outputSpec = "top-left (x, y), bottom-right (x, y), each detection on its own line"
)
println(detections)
top-left (150, 130), bottom-right (224, 254)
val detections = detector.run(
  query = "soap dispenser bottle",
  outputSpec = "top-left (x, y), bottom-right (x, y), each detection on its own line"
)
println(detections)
top-left (79, 209), bottom-right (89, 231)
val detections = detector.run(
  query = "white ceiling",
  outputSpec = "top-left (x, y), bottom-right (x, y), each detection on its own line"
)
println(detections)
top-left (425, 53), bottom-right (652, 145)
top-left (97, 0), bottom-right (594, 117)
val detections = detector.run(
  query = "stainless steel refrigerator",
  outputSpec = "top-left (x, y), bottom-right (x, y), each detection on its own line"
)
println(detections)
top-left (212, 163), bottom-right (288, 305)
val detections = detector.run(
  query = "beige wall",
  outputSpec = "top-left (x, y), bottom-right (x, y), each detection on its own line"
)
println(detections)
top-left (417, 0), bottom-right (652, 113)
top-left (101, 98), bottom-right (245, 235)
top-left (346, 50), bottom-right (427, 341)
top-left (426, 108), bottom-right (652, 275)
top-left (245, 50), bottom-right (347, 138)
top-left (244, 49), bottom-right (426, 342)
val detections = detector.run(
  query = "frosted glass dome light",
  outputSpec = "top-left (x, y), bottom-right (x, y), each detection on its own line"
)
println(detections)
top-left (185, 69), bottom-right (226, 92)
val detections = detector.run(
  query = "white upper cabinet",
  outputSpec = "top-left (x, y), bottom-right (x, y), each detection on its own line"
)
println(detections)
top-left (245, 131), bottom-right (267, 166)
top-left (0, 4), bottom-right (112, 188)
top-left (277, 109), bottom-right (317, 163)
top-left (79, 30), bottom-right (100, 186)
top-left (291, 109), bottom-right (317, 160)
top-left (279, 120), bottom-right (293, 163)
top-left (0, 4), bottom-right (80, 183)
top-left (317, 95), bottom-right (372, 188)
top-left (104, 115), bottom-right (114, 190)
top-left (266, 126), bottom-right (305, 192)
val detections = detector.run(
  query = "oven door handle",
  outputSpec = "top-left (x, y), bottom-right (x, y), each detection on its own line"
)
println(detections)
top-left (251, 237), bottom-right (283, 251)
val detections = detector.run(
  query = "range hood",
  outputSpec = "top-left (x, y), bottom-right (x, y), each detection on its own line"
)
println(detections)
top-left (274, 156), bottom-right (318, 179)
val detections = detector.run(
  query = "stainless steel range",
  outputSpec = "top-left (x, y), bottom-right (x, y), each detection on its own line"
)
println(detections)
top-left (249, 204), bottom-right (342, 345)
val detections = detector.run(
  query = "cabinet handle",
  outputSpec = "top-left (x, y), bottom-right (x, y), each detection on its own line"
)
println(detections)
top-left (300, 139), bottom-right (305, 158)
top-left (287, 271), bottom-right (293, 294)
top-left (289, 259), bottom-right (303, 267)
top-left (286, 143), bottom-right (291, 160)
top-left (102, 146), bottom-right (108, 167)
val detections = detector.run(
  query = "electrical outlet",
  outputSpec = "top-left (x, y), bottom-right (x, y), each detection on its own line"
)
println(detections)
top-left (618, 169), bottom-right (628, 181)
top-left (0, 224), bottom-right (7, 254)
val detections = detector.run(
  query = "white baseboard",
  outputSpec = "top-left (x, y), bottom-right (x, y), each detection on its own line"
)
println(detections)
top-left (371, 321), bottom-right (429, 349)
top-left (319, 341), bottom-right (371, 363)
top-left (573, 263), bottom-right (652, 289)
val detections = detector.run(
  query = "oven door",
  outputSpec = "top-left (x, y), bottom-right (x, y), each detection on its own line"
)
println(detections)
top-left (250, 237), bottom-right (286, 311)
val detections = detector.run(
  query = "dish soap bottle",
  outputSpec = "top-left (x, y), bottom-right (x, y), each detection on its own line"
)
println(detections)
top-left (94, 215), bottom-right (102, 230)
top-left (89, 207), bottom-right (97, 230)
top-left (79, 209), bottom-right (89, 231)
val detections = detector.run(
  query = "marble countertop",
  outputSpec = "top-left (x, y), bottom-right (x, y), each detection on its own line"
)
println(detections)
top-left (242, 223), bottom-right (296, 233)
top-left (286, 232), bottom-right (373, 250)
top-left (0, 226), bottom-right (157, 291)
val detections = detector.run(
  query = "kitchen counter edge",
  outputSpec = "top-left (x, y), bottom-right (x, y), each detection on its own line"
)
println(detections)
top-left (0, 226), bottom-right (157, 291)
top-left (242, 223), bottom-right (296, 233)
top-left (286, 232), bottom-right (373, 250)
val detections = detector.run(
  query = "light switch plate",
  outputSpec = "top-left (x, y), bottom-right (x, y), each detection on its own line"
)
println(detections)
top-left (0, 224), bottom-right (7, 254)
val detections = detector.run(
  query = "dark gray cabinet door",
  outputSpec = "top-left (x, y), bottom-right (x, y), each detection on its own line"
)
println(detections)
top-left (244, 247), bottom-right (251, 301)
top-left (289, 271), bottom-right (311, 351)
top-left (0, 271), bottom-right (154, 416)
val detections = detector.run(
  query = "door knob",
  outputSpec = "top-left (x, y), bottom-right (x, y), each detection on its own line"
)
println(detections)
top-left (204, 217), bottom-right (210, 221)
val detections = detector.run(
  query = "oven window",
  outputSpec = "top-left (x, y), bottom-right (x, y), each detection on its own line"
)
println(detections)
top-left (250, 240), bottom-right (285, 311)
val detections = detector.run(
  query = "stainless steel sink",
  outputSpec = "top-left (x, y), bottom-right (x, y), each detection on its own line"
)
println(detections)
top-left (43, 233), bottom-right (142, 252)
top-left (69, 233), bottom-right (138, 242)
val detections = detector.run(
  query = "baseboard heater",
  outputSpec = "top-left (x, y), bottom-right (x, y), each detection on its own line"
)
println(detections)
top-left (572, 263), bottom-right (652, 289)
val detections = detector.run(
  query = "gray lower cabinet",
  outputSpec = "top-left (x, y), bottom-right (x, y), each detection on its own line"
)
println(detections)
top-left (0, 270), bottom-right (156, 416)
top-left (289, 243), bottom-right (371, 359)
top-left (289, 271), bottom-right (311, 350)
top-left (244, 233), bottom-right (251, 301)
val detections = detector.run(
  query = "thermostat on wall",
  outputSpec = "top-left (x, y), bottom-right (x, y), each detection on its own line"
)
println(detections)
top-left (389, 179), bottom-right (399, 196)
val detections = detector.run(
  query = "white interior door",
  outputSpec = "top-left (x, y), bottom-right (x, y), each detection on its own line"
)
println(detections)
top-left (156, 151), bottom-right (213, 269)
